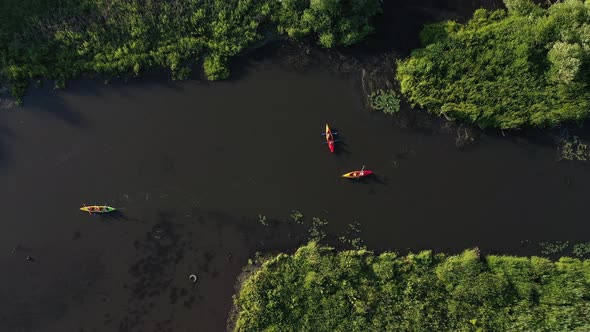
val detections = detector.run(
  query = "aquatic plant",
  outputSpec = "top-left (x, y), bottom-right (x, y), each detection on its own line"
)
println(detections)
top-left (539, 241), bottom-right (569, 255)
top-left (369, 89), bottom-right (400, 115)
top-left (289, 209), bottom-right (304, 224)
top-left (308, 217), bottom-right (328, 242)
top-left (233, 242), bottom-right (590, 331)
top-left (558, 136), bottom-right (590, 161)
top-left (397, 0), bottom-right (590, 128)
top-left (338, 221), bottom-right (365, 250)
top-left (573, 242), bottom-right (590, 258)
top-left (258, 214), bottom-right (268, 227)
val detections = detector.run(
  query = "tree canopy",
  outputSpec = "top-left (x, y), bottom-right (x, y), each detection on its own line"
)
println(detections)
top-left (397, 0), bottom-right (590, 129)
top-left (233, 242), bottom-right (590, 331)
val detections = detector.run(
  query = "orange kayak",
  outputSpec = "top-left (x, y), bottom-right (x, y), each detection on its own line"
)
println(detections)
top-left (342, 170), bottom-right (373, 179)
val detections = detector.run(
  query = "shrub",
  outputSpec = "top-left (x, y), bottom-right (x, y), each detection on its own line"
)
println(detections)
top-left (397, 0), bottom-right (590, 129)
top-left (233, 242), bottom-right (590, 331)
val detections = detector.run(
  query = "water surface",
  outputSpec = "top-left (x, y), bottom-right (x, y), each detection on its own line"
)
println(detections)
top-left (1, 48), bottom-right (589, 331)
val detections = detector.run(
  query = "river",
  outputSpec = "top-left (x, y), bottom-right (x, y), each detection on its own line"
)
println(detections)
top-left (2, 2), bottom-right (590, 332)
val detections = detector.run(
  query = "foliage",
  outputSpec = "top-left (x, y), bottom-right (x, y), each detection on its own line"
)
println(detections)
top-left (573, 242), bottom-right (590, 258)
top-left (233, 242), bottom-right (590, 331)
top-left (539, 241), bottom-right (569, 255)
top-left (369, 89), bottom-right (400, 114)
top-left (273, 0), bottom-right (382, 48)
top-left (308, 217), bottom-right (328, 242)
top-left (258, 214), bottom-right (268, 226)
top-left (290, 209), bottom-right (304, 224)
top-left (0, 0), bottom-right (382, 100)
top-left (396, 0), bottom-right (590, 129)
top-left (558, 135), bottom-right (590, 161)
top-left (338, 221), bottom-right (365, 249)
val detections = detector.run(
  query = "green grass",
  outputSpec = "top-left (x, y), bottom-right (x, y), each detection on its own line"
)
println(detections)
top-left (397, 0), bottom-right (590, 129)
top-left (0, 0), bottom-right (381, 101)
top-left (233, 242), bottom-right (590, 331)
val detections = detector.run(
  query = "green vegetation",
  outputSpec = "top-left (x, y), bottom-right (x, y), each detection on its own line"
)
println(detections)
top-left (233, 242), bottom-right (590, 331)
top-left (573, 242), bottom-right (590, 258)
top-left (290, 209), bottom-right (304, 224)
top-left (258, 214), bottom-right (268, 226)
top-left (308, 217), bottom-right (328, 241)
top-left (558, 136), bottom-right (590, 161)
top-left (539, 241), bottom-right (569, 255)
top-left (0, 0), bottom-right (381, 101)
top-left (338, 221), bottom-right (365, 249)
top-left (273, 0), bottom-right (381, 48)
top-left (397, 0), bottom-right (590, 129)
top-left (369, 89), bottom-right (400, 114)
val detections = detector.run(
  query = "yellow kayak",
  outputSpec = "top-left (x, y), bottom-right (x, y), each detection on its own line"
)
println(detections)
top-left (80, 205), bottom-right (116, 214)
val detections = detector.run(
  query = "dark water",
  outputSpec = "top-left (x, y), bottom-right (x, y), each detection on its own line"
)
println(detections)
top-left (2, 3), bottom-right (590, 330)
top-left (1, 50), bottom-right (589, 331)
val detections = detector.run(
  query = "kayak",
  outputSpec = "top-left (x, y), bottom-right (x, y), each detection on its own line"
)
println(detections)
top-left (342, 170), bottom-right (373, 179)
top-left (325, 123), bottom-right (335, 153)
top-left (80, 205), bottom-right (116, 214)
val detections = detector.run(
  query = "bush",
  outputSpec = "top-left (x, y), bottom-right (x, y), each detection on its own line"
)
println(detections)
top-left (273, 0), bottom-right (382, 47)
top-left (233, 242), bottom-right (590, 331)
top-left (0, 0), bottom-right (382, 99)
top-left (203, 55), bottom-right (230, 80)
top-left (397, 0), bottom-right (590, 129)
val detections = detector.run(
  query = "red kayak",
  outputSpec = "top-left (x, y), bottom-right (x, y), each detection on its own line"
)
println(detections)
top-left (342, 165), bottom-right (373, 179)
top-left (342, 170), bottom-right (373, 179)
top-left (325, 123), bottom-right (335, 153)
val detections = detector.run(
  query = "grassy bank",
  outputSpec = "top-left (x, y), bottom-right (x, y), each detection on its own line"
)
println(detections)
top-left (232, 242), bottom-right (590, 331)
top-left (0, 0), bottom-right (381, 102)
top-left (396, 0), bottom-right (590, 129)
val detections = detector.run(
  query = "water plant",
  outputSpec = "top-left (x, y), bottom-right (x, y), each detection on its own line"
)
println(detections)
top-left (258, 214), bottom-right (268, 227)
top-left (289, 209), bottom-right (304, 224)
top-left (558, 136), bottom-right (590, 161)
top-left (308, 217), bottom-right (328, 242)
top-left (539, 241), bottom-right (569, 255)
top-left (369, 89), bottom-right (400, 114)
top-left (338, 221), bottom-right (365, 250)
top-left (573, 242), bottom-right (590, 258)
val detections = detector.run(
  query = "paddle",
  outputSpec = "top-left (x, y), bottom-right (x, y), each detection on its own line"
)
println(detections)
top-left (357, 165), bottom-right (365, 180)
top-left (320, 132), bottom-right (338, 135)
top-left (82, 202), bottom-right (93, 215)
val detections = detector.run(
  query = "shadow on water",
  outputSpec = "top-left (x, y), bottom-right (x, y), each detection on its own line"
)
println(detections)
top-left (94, 210), bottom-right (146, 224)
top-left (0, 125), bottom-right (17, 168)
top-left (353, 0), bottom-right (505, 55)
top-left (24, 86), bottom-right (89, 128)
top-left (115, 208), bottom-right (308, 331)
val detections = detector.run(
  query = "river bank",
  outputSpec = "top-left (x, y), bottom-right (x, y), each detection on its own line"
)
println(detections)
top-left (230, 242), bottom-right (590, 332)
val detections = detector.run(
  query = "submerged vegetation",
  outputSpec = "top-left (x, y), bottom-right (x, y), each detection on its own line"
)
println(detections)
top-left (232, 242), bottom-right (590, 331)
top-left (369, 89), bottom-right (400, 114)
top-left (397, 0), bottom-right (590, 129)
top-left (558, 135), bottom-right (590, 161)
top-left (0, 0), bottom-right (381, 101)
top-left (539, 241), bottom-right (570, 255)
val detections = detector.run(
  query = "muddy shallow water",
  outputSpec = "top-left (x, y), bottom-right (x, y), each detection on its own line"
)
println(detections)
top-left (2, 3), bottom-right (590, 330)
